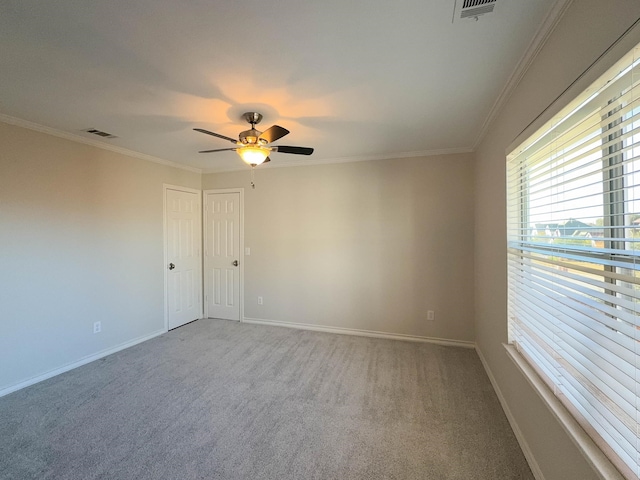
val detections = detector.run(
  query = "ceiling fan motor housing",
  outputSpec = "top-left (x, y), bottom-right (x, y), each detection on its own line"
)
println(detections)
top-left (240, 113), bottom-right (268, 145)
top-left (239, 128), bottom-right (267, 145)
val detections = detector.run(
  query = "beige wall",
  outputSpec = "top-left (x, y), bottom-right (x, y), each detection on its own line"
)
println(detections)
top-left (0, 121), bottom-right (200, 392)
top-left (474, 1), bottom-right (640, 479)
top-left (203, 154), bottom-right (475, 342)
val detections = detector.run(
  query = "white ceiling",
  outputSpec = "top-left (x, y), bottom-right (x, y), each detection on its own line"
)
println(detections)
top-left (0, 0), bottom-right (560, 172)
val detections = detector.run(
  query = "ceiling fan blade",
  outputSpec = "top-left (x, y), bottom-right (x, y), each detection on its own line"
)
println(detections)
top-left (259, 125), bottom-right (289, 143)
top-left (194, 128), bottom-right (237, 144)
top-left (275, 145), bottom-right (314, 155)
top-left (198, 148), bottom-right (237, 153)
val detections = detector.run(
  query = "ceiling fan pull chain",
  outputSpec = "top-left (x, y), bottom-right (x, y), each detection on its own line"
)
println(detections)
top-left (250, 165), bottom-right (256, 189)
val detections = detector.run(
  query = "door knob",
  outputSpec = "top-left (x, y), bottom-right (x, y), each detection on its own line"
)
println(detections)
top-left (169, 263), bottom-right (175, 270)
top-left (232, 260), bottom-right (239, 267)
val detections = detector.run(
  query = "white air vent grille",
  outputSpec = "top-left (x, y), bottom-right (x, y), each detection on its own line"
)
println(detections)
top-left (454, 0), bottom-right (497, 21)
top-left (462, 0), bottom-right (495, 8)
top-left (83, 128), bottom-right (117, 139)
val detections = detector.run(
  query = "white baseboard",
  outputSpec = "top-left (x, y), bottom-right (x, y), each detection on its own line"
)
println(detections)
top-left (0, 329), bottom-right (166, 398)
top-left (242, 317), bottom-right (475, 349)
top-left (475, 345), bottom-right (545, 480)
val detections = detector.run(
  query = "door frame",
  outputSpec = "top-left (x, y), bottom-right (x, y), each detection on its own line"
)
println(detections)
top-left (163, 184), bottom-right (204, 332)
top-left (203, 188), bottom-right (245, 322)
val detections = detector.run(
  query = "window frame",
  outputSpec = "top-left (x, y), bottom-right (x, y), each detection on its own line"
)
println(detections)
top-left (505, 35), bottom-right (640, 480)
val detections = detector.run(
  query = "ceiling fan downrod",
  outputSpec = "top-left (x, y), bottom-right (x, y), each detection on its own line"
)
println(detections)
top-left (243, 112), bottom-right (263, 128)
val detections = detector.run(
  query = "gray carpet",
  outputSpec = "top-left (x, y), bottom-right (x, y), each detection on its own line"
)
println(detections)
top-left (0, 319), bottom-right (533, 479)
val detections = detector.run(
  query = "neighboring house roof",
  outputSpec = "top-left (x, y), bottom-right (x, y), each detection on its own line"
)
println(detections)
top-left (558, 219), bottom-right (591, 236)
top-left (535, 219), bottom-right (593, 236)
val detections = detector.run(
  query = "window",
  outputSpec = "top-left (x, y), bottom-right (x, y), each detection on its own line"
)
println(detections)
top-left (507, 43), bottom-right (640, 479)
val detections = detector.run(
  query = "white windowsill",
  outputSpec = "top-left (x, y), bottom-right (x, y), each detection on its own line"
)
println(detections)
top-left (503, 343), bottom-right (626, 480)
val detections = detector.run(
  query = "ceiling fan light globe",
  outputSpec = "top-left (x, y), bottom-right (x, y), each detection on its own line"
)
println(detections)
top-left (238, 146), bottom-right (270, 166)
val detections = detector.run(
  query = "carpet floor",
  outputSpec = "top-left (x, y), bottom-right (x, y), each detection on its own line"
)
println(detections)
top-left (0, 319), bottom-right (533, 479)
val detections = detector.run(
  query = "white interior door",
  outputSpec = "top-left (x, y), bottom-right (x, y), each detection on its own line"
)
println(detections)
top-left (205, 191), bottom-right (241, 321)
top-left (165, 187), bottom-right (201, 330)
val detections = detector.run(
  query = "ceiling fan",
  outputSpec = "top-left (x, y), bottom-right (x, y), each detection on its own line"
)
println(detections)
top-left (194, 112), bottom-right (314, 167)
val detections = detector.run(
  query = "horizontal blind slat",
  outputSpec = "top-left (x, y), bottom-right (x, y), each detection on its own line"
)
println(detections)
top-left (559, 382), bottom-right (638, 466)
top-left (509, 281), bottom-right (639, 386)
top-left (557, 336), bottom-right (638, 418)
top-left (511, 262), bottom-right (639, 333)
top-left (508, 248), bottom-right (640, 287)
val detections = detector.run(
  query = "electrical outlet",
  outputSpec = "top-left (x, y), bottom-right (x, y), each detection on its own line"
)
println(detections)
top-left (427, 310), bottom-right (435, 321)
top-left (93, 321), bottom-right (101, 334)
top-left (257, 296), bottom-right (263, 305)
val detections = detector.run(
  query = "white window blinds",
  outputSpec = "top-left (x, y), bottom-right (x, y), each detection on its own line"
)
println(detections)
top-left (507, 42), bottom-right (640, 480)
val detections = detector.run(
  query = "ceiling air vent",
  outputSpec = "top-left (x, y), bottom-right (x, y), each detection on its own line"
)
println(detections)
top-left (453, 0), bottom-right (497, 21)
top-left (82, 128), bottom-right (117, 139)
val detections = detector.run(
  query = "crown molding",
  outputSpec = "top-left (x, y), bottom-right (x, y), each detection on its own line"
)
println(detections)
top-left (0, 113), bottom-right (202, 174)
top-left (200, 146), bottom-right (474, 174)
top-left (1, 112), bottom-right (469, 176)
top-left (472, 0), bottom-right (574, 150)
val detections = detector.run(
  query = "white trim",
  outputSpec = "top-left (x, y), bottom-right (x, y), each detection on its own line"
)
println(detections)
top-left (504, 344), bottom-right (625, 480)
top-left (472, 0), bottom-right (573, 149)
top-left (200, 147), bottom-right (474, 174)
top-left (243, 317), bottom-right (475, 348)
top-left (202, 188), bottom-right (244, 322)
top-left (0, 113), bottom-right (202, 174)
top-left (0, 330), bottom-right (165, 398)
top-left (163, 184), bottom-right (204, 331)
top-left (163, 185), bottom-right (168, 332)
top-left (475, 345), bottom-right (545, 480)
